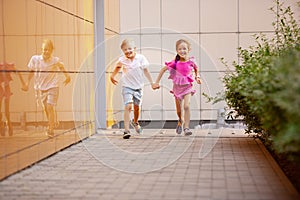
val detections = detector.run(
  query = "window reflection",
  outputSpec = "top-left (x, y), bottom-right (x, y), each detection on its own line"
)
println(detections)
top-left (0, 0), bottom-right (95, 180)
top-left (0, 62), bottom-right (26, 136)
top-left (24, 39), bottom-right (71, 138)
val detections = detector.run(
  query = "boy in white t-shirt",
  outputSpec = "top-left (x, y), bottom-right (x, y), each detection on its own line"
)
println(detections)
top-left (110, 39), bottom-right (156, 139)
top-left (24, 39), bottom-right (71, 137)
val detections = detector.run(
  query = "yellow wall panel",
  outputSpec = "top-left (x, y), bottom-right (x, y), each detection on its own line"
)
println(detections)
top-left (1, 0), bottom-right (94, 126)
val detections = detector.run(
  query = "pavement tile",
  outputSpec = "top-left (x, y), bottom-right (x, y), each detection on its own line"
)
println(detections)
top-left (0, 129), bottom-right (299, 199)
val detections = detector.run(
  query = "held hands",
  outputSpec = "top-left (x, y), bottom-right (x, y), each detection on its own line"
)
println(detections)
top-left (151, 82), bottom-right (160, 90)
top-left (21, 83), bottom-right (29, 92)
top-left (63, 76), bottom-right (71, 86)
top-left (195, 76), bottom-right (201, 84)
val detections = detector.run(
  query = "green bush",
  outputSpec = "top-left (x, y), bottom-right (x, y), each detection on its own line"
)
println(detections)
top-left (222, 0), bottom-right (300, 158)
top-left (266, 46), bottom-right (300, 156)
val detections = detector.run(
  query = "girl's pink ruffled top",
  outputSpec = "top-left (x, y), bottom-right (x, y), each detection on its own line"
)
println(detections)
top-left (165, 57), bottom-right (197, 85)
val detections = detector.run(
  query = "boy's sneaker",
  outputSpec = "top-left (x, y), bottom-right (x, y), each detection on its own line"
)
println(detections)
top-left (123, 130), bottom-right (131, 139)
top-left (46, 129), bottom-right (54, 138)
top-left (184, 128), bottom-right (192, 136)
top-left (130, 120), bottom-right (142, 134)
top-left (176, 120), bottom-right (182, 134)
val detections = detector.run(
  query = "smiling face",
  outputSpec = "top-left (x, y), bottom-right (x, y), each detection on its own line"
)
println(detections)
top-left (121, 40), bottom-right (136, 60)
top-left (42, 40), bottom-right (54, 61)
top-left (176, 41), bottom-right (190, 61)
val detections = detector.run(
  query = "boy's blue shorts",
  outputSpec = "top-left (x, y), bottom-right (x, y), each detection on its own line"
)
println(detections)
top-left (122, 87), bottom-right (143, 106)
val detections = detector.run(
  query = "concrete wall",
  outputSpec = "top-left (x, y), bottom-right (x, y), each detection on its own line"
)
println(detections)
top-left (106, 0), bottom-right (300, 124)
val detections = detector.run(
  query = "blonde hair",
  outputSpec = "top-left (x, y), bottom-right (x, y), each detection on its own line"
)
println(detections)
top-left (175, 39), bottom-right (191, 50)
top-left (42, 39), bottom-right (54, 51)
top-left (120, 38), bottom-right (136, 49)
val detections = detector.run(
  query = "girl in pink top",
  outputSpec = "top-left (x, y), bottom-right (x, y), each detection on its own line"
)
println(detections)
top-left (153, 39), bottom-right (201, 135)
top-left (0, 62), bottom-right (26, 136)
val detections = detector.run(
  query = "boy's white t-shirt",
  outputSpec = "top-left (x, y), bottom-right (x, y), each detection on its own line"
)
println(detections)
top-left (118, 53), bottom-right (149, 89)
top-left (28, 55), bottom-right (61, 90)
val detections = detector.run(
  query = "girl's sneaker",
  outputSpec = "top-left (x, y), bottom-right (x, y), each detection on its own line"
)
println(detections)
top-left (0, 121), bottom-right (5, 136)
top-left (176, 120), bottom-right (182, 134)
top-left (184, 128), bottom-right (192, 136)
top-left (123, 130), bottom-right (131, 139)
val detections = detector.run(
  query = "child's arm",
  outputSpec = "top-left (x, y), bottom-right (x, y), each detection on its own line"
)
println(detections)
top-left (11, 65), bottom-right (27, 90)
top-left (110, 62), bottom-right (122, 85)
top-left (194, 66), bottom-right (201, 84)
top-left (23, 57), bottom-right (35, 91)
top-left (154, 66), bottom-right (167, 89)
top-left (17, 71), bottom-right (28, 91)
top-left (57, 62), bottom-right (71, 86)
top-left (18, 73), bottom-right (26, 87)
top-left (143, 68), bottom-right (156, 89)
top-left (23, 71), bottom-right (34, 91)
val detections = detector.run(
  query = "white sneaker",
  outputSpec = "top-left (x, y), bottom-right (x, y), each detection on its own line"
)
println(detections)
top-left (130, 120), bottom-right (142, 134)
top-left (184, 128), bottom-right (192, 136)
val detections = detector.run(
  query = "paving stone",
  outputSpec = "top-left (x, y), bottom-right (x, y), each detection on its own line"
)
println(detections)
top-left (0, 129), bottom-right (299, 199)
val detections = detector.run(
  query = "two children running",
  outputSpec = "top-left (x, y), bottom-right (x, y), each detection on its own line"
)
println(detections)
top-left (110, 38), bottom-right (201, 139)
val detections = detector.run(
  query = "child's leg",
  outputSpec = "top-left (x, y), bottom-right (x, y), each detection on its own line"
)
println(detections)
top-left (132, 104), bottom-right (142, 134)
top-left (133, 104), bottom-right (140, 123)
top-left (4, 97), bottom-right (12, 135)
top-left (175, 98), bottom-right (183, 124)
top-left (183, 94), bottom-right (192, 129)
top-left (0, 92), bottom-right (3, 136)
top-left (4, 97), bottom-right (10, 122)
top-left (132, 88), bottom-right (142, 124)
top-left (124, 103), bottom-right (133, 131)
top-left (3, 85), bottom-right (12, 135)
top-left (46, 103), bottom-right (55, 132)
top-left (42, 97), bottom-right (49, 120)
top-left (44, 88), bottom-right (58, 135)
top-left (54, 107), bottom-right (59, 128)
top-left (0, 86), bottom-right (3, 122)
top-left (174, 98), bottom-right (183, 134)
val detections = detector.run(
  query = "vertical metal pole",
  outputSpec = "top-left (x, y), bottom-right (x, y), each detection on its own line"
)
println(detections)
top-left (94, 0), bottom-right (106, 130)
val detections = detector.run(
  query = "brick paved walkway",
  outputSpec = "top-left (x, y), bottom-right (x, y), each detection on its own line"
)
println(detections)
top-left (0, 128), bottom-right (299, 200)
